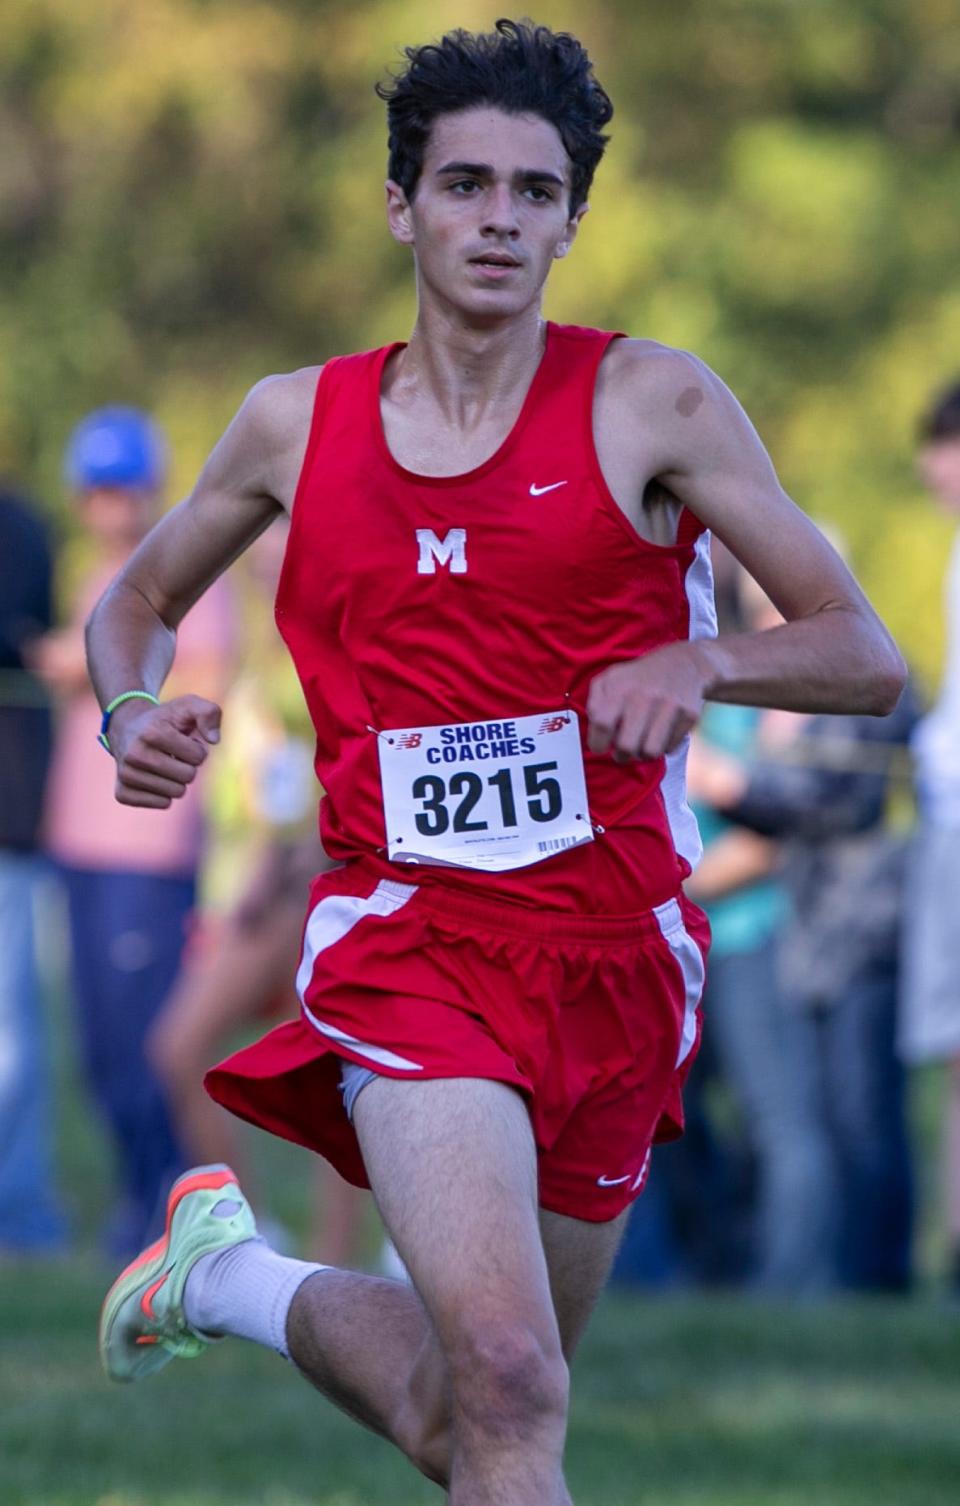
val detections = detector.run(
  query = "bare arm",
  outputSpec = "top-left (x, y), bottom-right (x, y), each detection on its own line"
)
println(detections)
top-left (86, 367), bottom-right (319, 806)
top-left (589, 346), bottom-right (906, 760)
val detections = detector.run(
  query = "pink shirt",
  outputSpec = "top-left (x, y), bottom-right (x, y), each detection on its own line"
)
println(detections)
top-left (44, 571), bottom-right (237, 876)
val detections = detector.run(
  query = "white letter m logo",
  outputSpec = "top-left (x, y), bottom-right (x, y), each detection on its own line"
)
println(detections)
top-left (416, 528), bottom-right (468, 575)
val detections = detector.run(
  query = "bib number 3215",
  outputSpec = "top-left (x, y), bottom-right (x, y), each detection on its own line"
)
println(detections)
top-left (377, 710), bottom-right (594, 872)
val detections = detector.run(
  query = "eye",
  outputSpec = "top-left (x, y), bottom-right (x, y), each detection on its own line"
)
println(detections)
top-left (524, 185), bottom-right (554, 203)
top-left (450, 179), bottom-right (480, 195)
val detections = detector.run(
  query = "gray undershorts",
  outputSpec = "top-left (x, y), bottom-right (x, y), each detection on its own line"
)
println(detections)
top-left (339, 1058), bottom-right (379, 1119)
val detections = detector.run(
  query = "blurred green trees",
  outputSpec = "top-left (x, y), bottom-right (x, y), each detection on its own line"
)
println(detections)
top-left (1, 0), bottom-right (958, 685)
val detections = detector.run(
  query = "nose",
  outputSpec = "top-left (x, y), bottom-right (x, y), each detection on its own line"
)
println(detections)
top-left (480, 181), bottom-right (520, 238)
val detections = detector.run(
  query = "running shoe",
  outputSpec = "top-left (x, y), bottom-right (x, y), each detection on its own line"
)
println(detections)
top-left (99, 1163), bottom-right (256, 1383)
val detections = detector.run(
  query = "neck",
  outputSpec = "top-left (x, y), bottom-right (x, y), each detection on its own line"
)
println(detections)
top-left (394, 299), bottom-right (547, 422)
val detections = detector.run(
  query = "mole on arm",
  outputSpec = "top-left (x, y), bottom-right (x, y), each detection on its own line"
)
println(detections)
top-left (675, 386), bottom-right (704, 418)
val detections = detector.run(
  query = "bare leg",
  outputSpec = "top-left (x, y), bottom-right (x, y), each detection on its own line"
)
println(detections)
top-left (285, 1078), bottom-right (629, 1503)
top-left (539, 1206), bottom-right (629, 1362)
top-left (362, 1077), bottom-right (570, 1506)
top-left (286, 1268), bottom-right (448, 1474)
top-left (289, 1077), bottom-right (566, 1502)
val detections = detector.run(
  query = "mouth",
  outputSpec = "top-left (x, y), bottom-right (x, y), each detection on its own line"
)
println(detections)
top-left (469, 253), bottom-right (522, 276)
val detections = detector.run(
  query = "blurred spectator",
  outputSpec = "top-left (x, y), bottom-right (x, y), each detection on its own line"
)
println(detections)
top-left (616, 561), bottom-right (834, 1293)
top-left (693, 584), bottom-right (918, 1292)
top-left (0, 489), bottom-right (68, 1254)
top-left (685, 696), bottom-right (837, 1293)
top-left (900, 381), bottom-right (960, 1295)
top-left (31, 409), bottom-right (237, 1258)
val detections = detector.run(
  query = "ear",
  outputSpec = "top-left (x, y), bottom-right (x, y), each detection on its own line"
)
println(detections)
top-left (553, 200), bottom-right (589, 260)
top-left (386, 180), bottom-right (415, 246)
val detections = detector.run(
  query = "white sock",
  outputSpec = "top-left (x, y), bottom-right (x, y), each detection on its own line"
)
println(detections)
top-left (184, 1236), bottom-right (328, 1359)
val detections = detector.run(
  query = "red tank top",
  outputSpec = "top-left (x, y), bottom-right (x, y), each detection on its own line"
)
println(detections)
top-left (276, 322), bottom-right (716, 915)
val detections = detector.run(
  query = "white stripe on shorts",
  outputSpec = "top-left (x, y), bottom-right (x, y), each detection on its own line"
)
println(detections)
top-left (653, 897), bottom-right (705, 1068)
top-left (296, 879), bottom-right (424, 1072)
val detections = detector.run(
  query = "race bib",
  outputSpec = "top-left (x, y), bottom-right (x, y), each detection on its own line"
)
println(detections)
top-left (377, 710), bottom-right (594, 872)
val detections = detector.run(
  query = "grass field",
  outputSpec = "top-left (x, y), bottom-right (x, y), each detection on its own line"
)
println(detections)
top-left (2, 975), bottom-right (958, 1505)
top-left (2, 1260), bottom-right (960, 1506)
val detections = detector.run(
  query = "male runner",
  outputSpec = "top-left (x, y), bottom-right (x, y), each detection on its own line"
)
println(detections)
top-left (93, 21), bottom-right (905, 1506)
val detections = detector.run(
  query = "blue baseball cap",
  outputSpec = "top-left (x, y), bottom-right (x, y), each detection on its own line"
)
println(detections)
top-left (64, 406), bottom-right (167, 492)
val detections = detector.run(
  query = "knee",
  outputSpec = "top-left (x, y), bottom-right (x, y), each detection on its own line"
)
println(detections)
top-left (447, 1319), bottom-right (569, 1440)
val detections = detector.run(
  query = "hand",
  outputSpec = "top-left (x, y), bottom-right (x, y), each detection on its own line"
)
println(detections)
top-left (587, 644), bottom-right (708, 762)
top-left (107, 694), bottom-right (222, 808)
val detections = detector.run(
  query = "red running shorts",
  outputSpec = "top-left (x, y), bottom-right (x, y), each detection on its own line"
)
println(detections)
top-left (206, 859), bottom-right (709, 1223)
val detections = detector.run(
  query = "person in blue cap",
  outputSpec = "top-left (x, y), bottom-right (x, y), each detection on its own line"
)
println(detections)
top-left (32, 406), bottom-right (237, 1258)
top-left (64, 404), bottom-right (167, 493)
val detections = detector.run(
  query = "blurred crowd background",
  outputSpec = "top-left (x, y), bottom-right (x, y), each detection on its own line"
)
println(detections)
top-left (2, 0), bottom-right (960, 1298)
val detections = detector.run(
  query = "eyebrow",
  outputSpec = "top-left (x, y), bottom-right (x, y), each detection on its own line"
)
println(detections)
top-left (435, 160), bottom-right (566, 189)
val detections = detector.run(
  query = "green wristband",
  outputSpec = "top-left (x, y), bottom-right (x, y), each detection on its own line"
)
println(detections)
top-left (98, 690), bottom-right (160, 752)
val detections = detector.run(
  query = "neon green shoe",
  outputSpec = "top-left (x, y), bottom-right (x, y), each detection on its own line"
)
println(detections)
top-left (98, 1164), bottom-right (257, 1383)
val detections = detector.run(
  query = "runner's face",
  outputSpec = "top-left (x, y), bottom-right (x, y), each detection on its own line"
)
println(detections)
top-left (387, 106), bottom-right (584, 320)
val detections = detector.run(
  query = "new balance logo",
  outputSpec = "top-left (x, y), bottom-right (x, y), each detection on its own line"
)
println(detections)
top-left (416, 528), bottom-right (467, 575)
top-left (538, 715), bottom-right (570, 734)
top-left (396, 733), bottom-right (423, 749)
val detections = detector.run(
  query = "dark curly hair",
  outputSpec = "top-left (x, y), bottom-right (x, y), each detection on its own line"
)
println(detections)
top-left (376, 19), bottom-right (613, 216)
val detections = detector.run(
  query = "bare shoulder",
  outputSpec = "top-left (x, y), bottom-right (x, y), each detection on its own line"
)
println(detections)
top-left (242, 365), bottom-right (324, 440)
top-left (212, 365), bottom-right (324, 515)
top-left (240, 366), bottom-right (324, 468)
top-left (599, 338), bottom-right (729, 419)
top-left (598, 337), bottom-right (764, 480)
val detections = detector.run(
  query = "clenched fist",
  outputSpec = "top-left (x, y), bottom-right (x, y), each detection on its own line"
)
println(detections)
top-left (587, 643), bottom-right (709, 763)
top-left (106, 695), bottom-right (222, 808)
